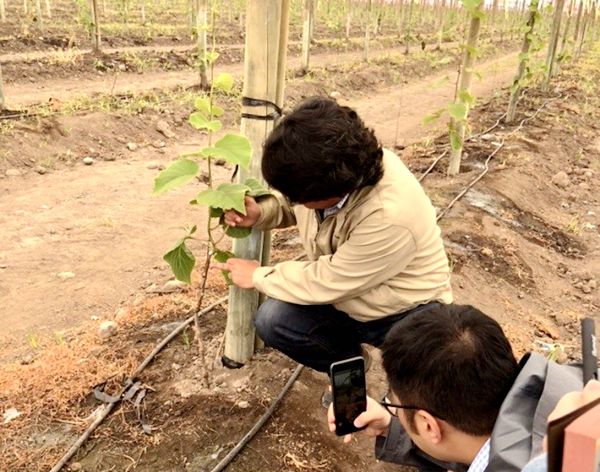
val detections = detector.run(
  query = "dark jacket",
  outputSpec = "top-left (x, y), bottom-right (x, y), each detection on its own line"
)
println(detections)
top-left (375, 353), bottom-right (584, 472)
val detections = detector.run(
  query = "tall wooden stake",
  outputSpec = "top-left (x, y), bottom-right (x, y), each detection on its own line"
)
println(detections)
top-left (447, 0), bottom-right (483, 176)
top-left (507, 0), bottom-right (539, 123)
top-left (223, 0), bottom-right (290, 366)
top-left (364, 0), bottom-right (372, 60)
top-left (0, 0), bottom-right (5, 22)
top-left (195, 0), bottom-right (208, 88)
top-left (301, 0), bottom-right (313, 71)
top-left (0, 63), bottom-right (5, 111)
top-left (543, 0), bottom-right (566, 89)
top-left (91, 0), bottom-right (101, 52)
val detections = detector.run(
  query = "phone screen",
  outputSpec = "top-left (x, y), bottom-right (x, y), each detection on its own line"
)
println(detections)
top-left (331, 357), bottom-right (367, 436)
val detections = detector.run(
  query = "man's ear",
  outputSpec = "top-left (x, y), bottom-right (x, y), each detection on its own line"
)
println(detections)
top-left (414, 410), bottom-right (443, 444)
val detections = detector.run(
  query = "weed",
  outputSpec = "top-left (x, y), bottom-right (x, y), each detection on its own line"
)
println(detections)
top-left (565, 217), bottom-right (581, 235)
top-left (26, 333), bottom-right (40, 350)
top-left (181, 326), bottom-right (191, 350)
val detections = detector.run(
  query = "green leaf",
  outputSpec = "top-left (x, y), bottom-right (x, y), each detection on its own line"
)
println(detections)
top-left (194, 98), bottom-right (224, 118)
top-left (244, 178), bottom-right (271, 198)
top-left (163, 239), bottom-right (195, 284)
top-left (192, 183), bottom-right (249, 214)
top-left (189, 112), bottom-right (222, 132)
top-left (225, 226), bottom-right (252, 238)
top-left (205, 51), bottom-right (220, 65)
top-left (153, 159), bottom-right (199, 194)
top-left (209, 206), bottom-right (224, 218)
top-left (435, 56), bottom-right (453, 66)
top-left (458, 90), bottom-right (476, 107)
top-left (448, 103), bottom-right (468, 121)
top-left (213, 73), bottom-right (234, 93)
top-left (450, 129), bottom-right (462, 151)
top-left (213, 249), bottom-right (234, 263)
top-left (201, 134), bottom-right (252, 170)
top-left (423, 108), bottom-right (446, 125)
top-left (432, 75), bottom-right (450, 88)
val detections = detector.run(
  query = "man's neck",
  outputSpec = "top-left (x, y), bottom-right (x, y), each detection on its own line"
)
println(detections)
top-left (446, 433), bottom-right (490, 465)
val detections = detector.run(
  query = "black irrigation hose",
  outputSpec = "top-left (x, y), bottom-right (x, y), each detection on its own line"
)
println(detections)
top-left (435, 95), bottom-right (558, 221)
top-left (208, 364), bottom-right (304, 472)
top-left (49, 296), bottom-right (229, 472)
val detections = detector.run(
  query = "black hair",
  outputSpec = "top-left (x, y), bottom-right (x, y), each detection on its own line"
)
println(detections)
top-left (381, 304), bottom-right (518, 436)
top-left (261, 96), bottom-right (384, 203)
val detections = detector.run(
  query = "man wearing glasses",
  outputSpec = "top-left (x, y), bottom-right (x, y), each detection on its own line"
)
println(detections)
top-left (328, 304), bottom-right (584, 472)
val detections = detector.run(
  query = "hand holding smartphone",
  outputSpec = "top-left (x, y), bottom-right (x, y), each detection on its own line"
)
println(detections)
top-left (330, 356), bottom-right (367, 436)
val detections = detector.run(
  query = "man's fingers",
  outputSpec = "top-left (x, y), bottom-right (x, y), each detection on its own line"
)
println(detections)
top-left (211, 262), bottom-right (229, 271)
top-left (343, 434), bottom-right (352, 444)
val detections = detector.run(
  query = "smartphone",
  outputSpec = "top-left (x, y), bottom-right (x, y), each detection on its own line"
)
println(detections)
top-left (330, 356), bottom-right (367, 436)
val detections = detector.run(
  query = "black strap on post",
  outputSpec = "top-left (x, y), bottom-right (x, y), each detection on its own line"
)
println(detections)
top-left (241, 96), bottom-right (283, 121)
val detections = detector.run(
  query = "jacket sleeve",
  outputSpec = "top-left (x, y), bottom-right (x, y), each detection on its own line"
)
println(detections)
top-left (253, 191), bottom-right (296, 230)
top-left (252, 214), bottom-right (416, 305)
top-left (375, 418), bottom-right (462, 471)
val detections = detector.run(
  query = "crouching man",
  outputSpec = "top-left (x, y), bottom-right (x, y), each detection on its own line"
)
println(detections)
top-left (328, 304), bottom-right (584, 472)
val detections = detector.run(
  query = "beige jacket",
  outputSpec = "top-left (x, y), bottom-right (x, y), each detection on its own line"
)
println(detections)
top-left (252, 149), bottom-right (453, 322)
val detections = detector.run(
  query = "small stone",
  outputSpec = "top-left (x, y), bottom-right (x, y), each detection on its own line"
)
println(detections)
top-left (147, 161), bottom-right (160, 170)
top-left (584, 170), bottom-right (593, 179)
top-left (480, 247), bottom-right (494, 258)
top-left (114, 306), bottom-right (130, 321)
top-left (152, 140), bottom-right (166, 149)
top-left (551, 171), bottom-right (570, 189)
top-left (538, 320), bottom-right (560, 340)
top-left (118, 64), bottom-right (127, 72)
top-left (3, 408), bottom-right (21, 424)
top-left (5, 168), bottom-right (21, 177)
top-left (57, 272), bottom-right (75, 280)
top-left (158, 279), bottom-right (188, 293)
top-left (329, 91), bottom-right (341, 99)
top-left (126, 142), bottom-right (138, 151)
top-left (214, 159), bottom-right (227, 166)
top-left (69, 463), bottom-right (83, 471)
top-left (83, 157), bottom-right (94, 165)
top-left (518, 291), bottom-right (525, 299)
top-left (581, 284), bottom-right (592, 294)
top-left (480, 133), bottom-right (495, 141)
top-left (35, 166), bottom-right (47, 175)
top-left (103, 154), bottom-right (117, 161)
top-left (172, 363), bottom-right (182, 371)
top-left (578, 182), bottom-right (590, 191)
top-left (589, 279), bottom-right (597, 290)
top-left (99, 320), bottom-right (118, 340)
top-left (236, 400), bottom-right (250, 409)
top-left (156, 119), bottom-right (176, 138)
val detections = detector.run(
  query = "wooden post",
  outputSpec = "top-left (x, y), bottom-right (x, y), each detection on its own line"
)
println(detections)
top-left (35, 0), bottom-right (43, 29)
top-left (543, 0), bottom-right (566, 89)
top-left (0, 0), bottom-right (5, 22)
top-left (507, 0), bottom-right (539, 123)
top-left (364, 0), bottom-right (371, 60)
top-left (345, 0), bottom-right (352, 39)
top-left (436, 0), bottom-right (446, 48)
top-left (573, 0), bottom-right (584, 50)
top-left (576, 0), bottom-right (590, 56)
top-left (91, 0), bottom-right (101, 52)
top-left (404, 0), bottom-right (414, 54)
top-left (195, 0), bottom-right (208, 88)
top-left (556, 0), bottom-right (575, 73)
top-left (45, 0), bottom-right (51, 18)
top-left (0, 63), bottom-right (5, 111)
top-left (223, 0), bottom-right (290, 366)
top-left (301, 0), bottom-right (313, 71)
top-left (447, 0), bottom-right (483, 176)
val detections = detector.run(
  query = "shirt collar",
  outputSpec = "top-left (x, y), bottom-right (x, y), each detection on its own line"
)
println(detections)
top-left (322, 194), bottom-right (350, 219)
top-left (466, 439), bottom-right (491, 472)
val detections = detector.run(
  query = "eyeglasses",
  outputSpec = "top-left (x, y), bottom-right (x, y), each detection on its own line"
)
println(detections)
top-left (379, 395), bottom-right (446, 421)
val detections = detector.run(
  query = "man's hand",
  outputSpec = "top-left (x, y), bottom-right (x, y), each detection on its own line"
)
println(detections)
top-left (223, 196), bottom-right (261, 228)
top-left (327, 395), bottom-right (392, 444)
top-left (212, 258), bottom-right (260, 289)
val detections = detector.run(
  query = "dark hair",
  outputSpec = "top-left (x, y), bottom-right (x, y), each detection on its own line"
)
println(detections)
top-left (381, 304), bottom-right (518, 436)
top-left (261, 96), bottom-right (384, 203)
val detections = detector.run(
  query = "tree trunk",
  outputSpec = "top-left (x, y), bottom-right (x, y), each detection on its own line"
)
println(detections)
top-left (195, 0), bottom-right (208, 88)
top-left (301, 0), bottom-right (313, 71)
top-left (507, 0), bottom-right (540, 123)
top-left (573, 0), bottom-right (584, 47)
top-left (224, 0), bottom-right (291, 366)
top-left (543, 0), bottom-right (566, 89)
top-left (556, 0), bottom-right (575, 73)
top-left (45, 0), bottom-right (51, 17)
top-left (447, 1), bottom-right (483, 176)
top-left (576, 0), bottom-right (590, 57)
top-left (91, 0), bottom-right (101, 52)
top-left (364, 0), bottom-right (372, 60)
